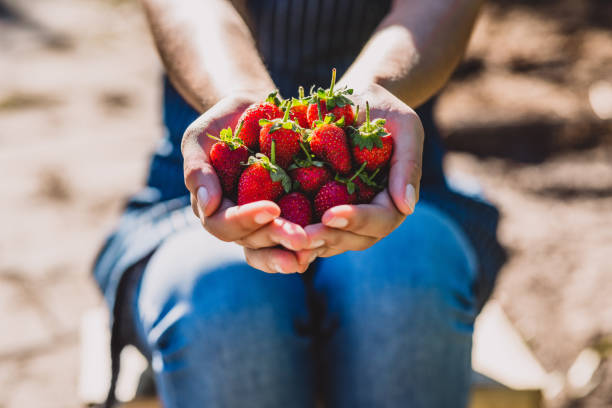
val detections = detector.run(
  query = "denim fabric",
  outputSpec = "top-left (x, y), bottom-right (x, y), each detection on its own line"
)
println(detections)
top-left (131, 202), bottom-right (477, 407)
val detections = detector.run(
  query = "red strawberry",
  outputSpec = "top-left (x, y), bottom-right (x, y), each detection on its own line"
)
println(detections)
top-left (314, 180), bottom-right (357, 220)
top-left (353, 168), bottom-right (382, 203)
top-left (237, 92), bottom-right (283, 150)
top-left (288, 141), bottom-right (331, 195)
top-left (350, 102), bottom-right (393, 172)
top-left (306, 68), bottom-right (355, 128)
top-left (208, 122), bottom-right (250, 199)
top-left (237, 149), bottom-right (291, 205)
top-left (289, 86), bottom-right (310, 129)
top-left (290, 165), bottom-right (331, 195)
top-left (259, 104), bottom-right (302, 169)
top-left (278, 192), bottom-right (312, 227)
top-left (309, 117), bottom-right (352, 175)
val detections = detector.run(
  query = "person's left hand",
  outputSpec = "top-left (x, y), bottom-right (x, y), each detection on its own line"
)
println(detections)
top-left (294, 83), bottom-right (424, 266)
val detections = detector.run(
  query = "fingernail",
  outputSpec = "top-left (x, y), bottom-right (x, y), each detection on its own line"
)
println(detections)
top-left (308, 239), bottom-right (325, 249)
top-left (197, 187), bottom-right (208, 218)
top-left (280, 239), bottom-right (295, 250)
top-left (404, 184), bottom-right (416, 214)
top-left (254, 211), bottom-right (276, 225)
top-left (325, 217), bottom-right (348, 228)
top-left (272, 262), bottom-right (284, 274)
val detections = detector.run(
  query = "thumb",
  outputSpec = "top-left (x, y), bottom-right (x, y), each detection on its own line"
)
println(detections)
top-left (388, 116), bottom-right (423, 215)
top-left (182, 126), bottom-right (223, 218)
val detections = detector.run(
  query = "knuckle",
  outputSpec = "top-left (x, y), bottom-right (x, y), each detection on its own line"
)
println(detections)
top-left (190, 195), bottom-right (199, 217)
top-left (354, 237), bottom-right (377, 251)
top-left (325, 231), bottom-right (342, 248)
top-left (183, 162), bottom-right (202, 191)
top-left (181, 123), bottom-right (201, 157)
top-left (406, 158), bottom-right (422, 180)
top-left (350, 212), bottom-right (369, 232)
top-left (243, 248), bottom-right (255, 265)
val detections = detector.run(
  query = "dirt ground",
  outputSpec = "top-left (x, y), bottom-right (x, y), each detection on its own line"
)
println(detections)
top-left (0, 0), bottom-right (610, 407)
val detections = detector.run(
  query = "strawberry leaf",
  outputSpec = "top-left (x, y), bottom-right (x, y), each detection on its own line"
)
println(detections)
top-left (266, 90), bottom-right (282, 106)
top-left (270, 167), bottom-right (292, 193)
top-left (292, 179), bottom-right (301, 191)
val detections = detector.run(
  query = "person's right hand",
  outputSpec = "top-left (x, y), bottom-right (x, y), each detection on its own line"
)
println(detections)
top-left (182, 93), bottom-right (315, 274)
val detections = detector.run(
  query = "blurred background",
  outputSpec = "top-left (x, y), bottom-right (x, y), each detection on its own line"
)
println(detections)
top-left (0, 0), bottom-right (610, 407)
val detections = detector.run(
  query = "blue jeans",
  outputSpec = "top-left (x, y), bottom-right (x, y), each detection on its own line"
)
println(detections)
top-left (131, 201), bottom-right (478, 407)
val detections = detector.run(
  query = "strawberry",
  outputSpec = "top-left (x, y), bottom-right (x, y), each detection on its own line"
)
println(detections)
top-left (306, 68), bottom-right (355, 128)
top-left (236, 92), bottom-right (283, 150)
top-left (349, 102), bottom-right (393, 172)
top-left (313, 180), bottom-right (357, 220)
top-left (259, 104), bottom-right (302, 169)
top-left (278, 192), bottom-right (312, 227)
top-left (289, 86), bottom-right (310, 129)
top-left (353, 168), bottom-right (382, 203)
top-left (313, 163), bottom-right (369, 218)
top-left (309, 115), bottom-right (352, 175)
top-left (288, 142), bottom-right (331, 195)
top-left (290, 165), bottom-right (331, 195)
top-left (208, 122), bottom-right (250, 199)
top-left (237, 144), bottom-right (291, 205)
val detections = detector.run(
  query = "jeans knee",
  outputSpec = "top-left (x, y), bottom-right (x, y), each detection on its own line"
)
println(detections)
top-left (137, 255), bottom-right (309, 367)
top-left (316, 202), bottom-right (478, 333)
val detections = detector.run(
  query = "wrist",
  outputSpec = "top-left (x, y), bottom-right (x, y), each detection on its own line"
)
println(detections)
top-left (214, 80), bottom-right (276, 104)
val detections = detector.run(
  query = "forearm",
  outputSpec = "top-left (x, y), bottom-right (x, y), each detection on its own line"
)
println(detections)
top-left (141, 0), bottom-right (275, 113)
top-left (341, 0), bottom-right (483, 108)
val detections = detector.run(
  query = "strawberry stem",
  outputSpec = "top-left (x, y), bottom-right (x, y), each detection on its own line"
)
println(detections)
top-left (329, 68), bottom-right (337, 96)
top-left (233, 120), bottom-right (244, 138)
top-left (349, 161), bottom-right (368, 182)
top-left (298, 86), bottom-right (305, 100)
top-left (317, 101), bottom-right (323, 121)
top-left (369, 168), bottom-right (380, 181)
top-left (365, 101), bottom-right (371, 132)
top-left (299, 141), bottom-right (312, 165)
top-left (207, 133), bottom-right (222, 142)
top-left (271, 140), bottom-right (276, 165)
top-left (282, 103), bottom-right (291, 121)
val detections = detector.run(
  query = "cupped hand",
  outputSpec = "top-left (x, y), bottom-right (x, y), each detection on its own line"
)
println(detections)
top-left (182, 92), bottom-right (311, 273)
top-left (296, 83), bottom-right (424, 264)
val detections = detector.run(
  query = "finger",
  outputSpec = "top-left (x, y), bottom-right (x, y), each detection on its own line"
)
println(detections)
top-left (204, 199), bottom-right (281, 242)
top-left (296, 246), bottom-right (343, 262)
top-left (244, 247), bottom-right (306, 274)
top-left (320, 193), bottom-right (404, 238)
top-left (304, 223), bottom-right (378, 252)
top-left (387, 113), bottom-right (424, 215)
top-left (182, 126), bottom-right (223, 217)
top-left (236, 218), bottom-right (310, 251)
top-left (181, 96), bottom-right (255, 217)
top-left (295, 247), bottom-right (327, 265)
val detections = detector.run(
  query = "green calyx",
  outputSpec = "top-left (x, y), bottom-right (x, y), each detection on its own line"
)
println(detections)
top-left (349, 101), bottom-right (390, 150)
top-left (334, 162), bottom-right (368, 195)
top-left (245, 141), bottom-right (291, 193)
top-left (258, 102), bottom-right (303, 134)
top-left (207, 121), bottom-right (248, 151)
top-left (266, 90), bottom-right (283, 107)
top-left (358, 168), bottom-right (382, 188)
top-left (310, 68), bottom-right (354, 110)
top-left (289, 86), bottom-right (309, 108)
top-left (312, 113), bottom-right (344, 129)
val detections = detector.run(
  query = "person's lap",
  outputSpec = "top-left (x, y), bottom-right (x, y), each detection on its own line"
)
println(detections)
top-left (131, 201), bottom-right (478, 408)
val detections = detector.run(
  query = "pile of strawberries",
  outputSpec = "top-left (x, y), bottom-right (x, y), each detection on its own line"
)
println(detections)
top-left (208, 69), bottom-right (393, 227)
